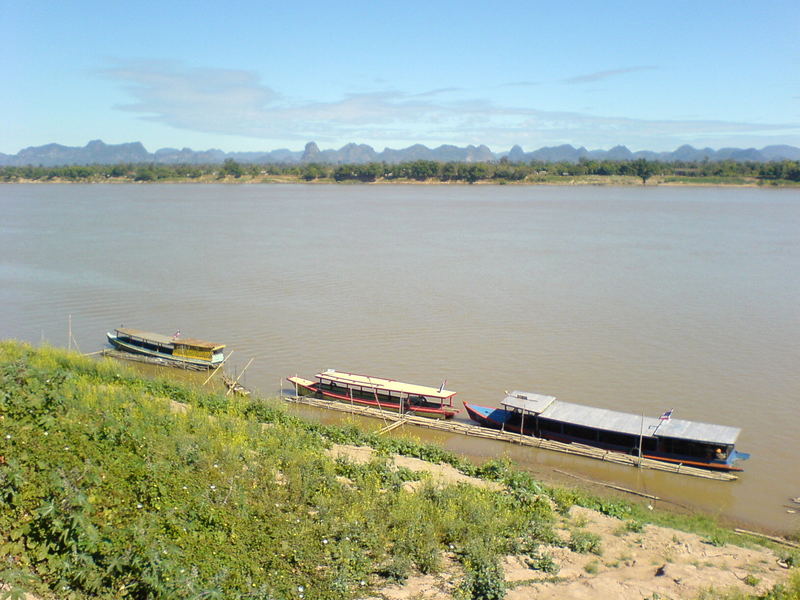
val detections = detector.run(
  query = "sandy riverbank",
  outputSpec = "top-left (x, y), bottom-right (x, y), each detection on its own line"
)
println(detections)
top-left (330, 444), bottom-right (796, 600)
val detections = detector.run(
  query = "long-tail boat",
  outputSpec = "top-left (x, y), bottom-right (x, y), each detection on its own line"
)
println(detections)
top-left (287, 370), bottom-right (458, 419)
top-left (464, 391), bottom-right (749, 471)
top-left (106, 328), bottom-right (225, 369)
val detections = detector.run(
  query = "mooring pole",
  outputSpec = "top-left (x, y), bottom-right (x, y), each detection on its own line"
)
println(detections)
top-left (638, 412), bottom-right (645, 467)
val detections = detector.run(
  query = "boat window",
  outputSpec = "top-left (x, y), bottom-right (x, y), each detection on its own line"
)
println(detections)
top-left (668, 438), bottom-right (704, 458)
top-left (563, 424), bottom-right (597, 442)
top-left (600, 431), bottom-right (637, 449)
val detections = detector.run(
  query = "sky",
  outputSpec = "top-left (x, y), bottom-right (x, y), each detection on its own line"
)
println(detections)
top-left (2, 0), bottom-right (799, 154)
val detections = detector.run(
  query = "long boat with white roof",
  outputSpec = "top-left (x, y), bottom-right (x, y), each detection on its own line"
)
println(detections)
top-left (464, 391), bottom-right (749, 471)
top-left (288, 370), bottom-right (458, 419)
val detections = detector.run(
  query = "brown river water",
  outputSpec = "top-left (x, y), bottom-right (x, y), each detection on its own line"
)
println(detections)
top-left (1, 183), bottom-right (798, 533)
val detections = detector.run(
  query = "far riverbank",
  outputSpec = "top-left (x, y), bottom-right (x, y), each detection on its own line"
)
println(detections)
top-left (3, 174), bottom-right (798, 187)
top-left (3, 157), bottom-right (800, 187)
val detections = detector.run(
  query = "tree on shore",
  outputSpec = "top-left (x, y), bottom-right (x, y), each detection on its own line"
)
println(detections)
top-left (221, 158), bottom-right (244, 178)
top-left (630, 158), bottom-right (655, 185)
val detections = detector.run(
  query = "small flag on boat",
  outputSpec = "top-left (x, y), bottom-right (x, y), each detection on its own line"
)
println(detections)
top-left (659, 408), bottom-right (673, 421)
top-left (173, 330), bottom-right (181, 339)
top-left (438, 379), bottom-right (447, 393)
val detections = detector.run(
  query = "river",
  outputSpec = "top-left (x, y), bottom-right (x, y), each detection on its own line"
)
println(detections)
top-left (2, 183), bottom-right (798, 533)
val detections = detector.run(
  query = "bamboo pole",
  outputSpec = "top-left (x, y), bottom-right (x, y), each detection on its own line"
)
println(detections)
top-left (553, 469), bottom-right (660, 500)
top-left (202, 350), bottom-right (233, 386)
top-left (638, 411), bottom-right (644, 467)
top-left (734, 529), bottom-right (800, 549)
top-left (372, 387), bottom-right (389, 426)
top-left (377, 418), bottom-right (407, 435)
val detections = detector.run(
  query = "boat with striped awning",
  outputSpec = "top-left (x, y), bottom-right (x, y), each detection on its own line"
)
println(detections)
top-left (288, 369), bottom-right (458, 419)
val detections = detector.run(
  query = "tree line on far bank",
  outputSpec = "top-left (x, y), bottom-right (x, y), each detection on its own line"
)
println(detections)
top-left (2, 157), bottom-right (799, 184)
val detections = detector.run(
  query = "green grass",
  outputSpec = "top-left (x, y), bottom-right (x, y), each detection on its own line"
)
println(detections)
top-left (0, 342), bottom-right (556, 599)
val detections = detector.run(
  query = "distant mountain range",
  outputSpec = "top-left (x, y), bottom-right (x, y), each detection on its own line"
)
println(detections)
top-left (2, 139), bottom-right (799, 167)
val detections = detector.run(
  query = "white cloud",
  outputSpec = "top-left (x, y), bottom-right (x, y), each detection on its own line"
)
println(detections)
top-left (562, 66), bottom-right (658, 84)
top-left (98, 60), bottom-right (799, 150)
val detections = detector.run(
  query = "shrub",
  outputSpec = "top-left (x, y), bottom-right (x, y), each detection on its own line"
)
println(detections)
top-left (624, 520), bottom-right (644, 533)
top-left (526, 551), bottom-right (560, 574)
top-left (743, 574), bottom-right (760, 587)
top-left (704, 533), bottom-right (727, 547)
top-left (779, 550), bottom-right (799, 568)
top-left (457, 541), bottom-right (506, 600)
top-left (567, 530), bottom-right (603, 555)
top-left (583, 560), bottom-right (600, 574)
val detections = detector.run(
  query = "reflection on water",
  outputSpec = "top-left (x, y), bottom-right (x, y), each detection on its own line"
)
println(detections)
top-left (1, 183), bottom-right (798, 533)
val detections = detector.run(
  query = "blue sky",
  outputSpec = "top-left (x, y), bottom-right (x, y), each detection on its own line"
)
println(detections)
top-left (2, 0), bottom-right (799, 154)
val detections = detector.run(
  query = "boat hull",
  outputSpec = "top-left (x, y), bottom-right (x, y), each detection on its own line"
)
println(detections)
top-left (463, 402), bottom-right (746, 472)
top-left (107, 332), bottom-right (221, 369)
top-left (288, 376), bottom-right (458, 419)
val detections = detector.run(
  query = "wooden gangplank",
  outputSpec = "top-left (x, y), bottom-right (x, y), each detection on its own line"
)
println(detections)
top-left (283, 395), bottom-right (737, 481)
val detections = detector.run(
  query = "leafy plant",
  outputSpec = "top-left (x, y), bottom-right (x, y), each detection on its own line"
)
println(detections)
top-left (457, 541), bottom-right (506, 600)
top-left (525, 551), bottom-right (560, 574)
top-left (583, 560), bottom-right (600, 574)
top-left (704, 533), bottom-right (727, 547)
top-left (743, 574), bottom-right (760, 587)
top-left (624, 519), bottom-right (644, 533)
top-left (567, 530), bottom-right (602, 555)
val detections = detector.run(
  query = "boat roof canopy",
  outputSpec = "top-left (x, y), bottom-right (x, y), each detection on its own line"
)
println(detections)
top-left (502, 391), bottom-right (740, 446)
top-left (653, 419), bottom-right (740, 446)
top-left (316, 369), bottom-right (456, 399)
top-left (115, 328), bottom-right (224, 351)
top-left (502, 391), bottom-right (557, 414)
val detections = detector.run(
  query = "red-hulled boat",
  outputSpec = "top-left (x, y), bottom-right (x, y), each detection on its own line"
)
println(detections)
top-left (288, 370), bottom-right (458, 419)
